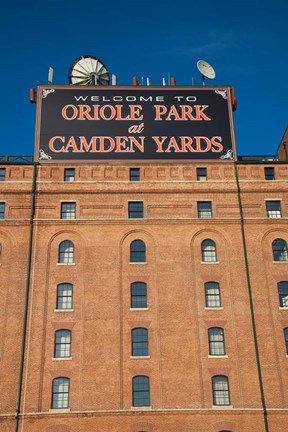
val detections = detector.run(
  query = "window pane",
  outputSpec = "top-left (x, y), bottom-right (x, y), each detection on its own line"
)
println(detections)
top-left (0, 203), bottom-right (5, 219)
top-left (197, 167), bottom-right (207, 181)
top-left (278, 282), bottom-right (288, 307)
top-left (133, 376), bottom-right (150, 406)
top-left (52, 378), bottom-right (70, 409)
top-left (205, 282), bottom-right (221, 307)
top-left (130, 168), bottom-right (140, 181)
top-left (129, 202), bottom-right (143, 218)
top-left (57, 283), bottom-right (73, 309)
top-left (64, 168), bottom-right (75, 182)
top-left (264, 167), bottom-right (275, 180)
top-left (198, 201), bottom-right (212, 218)
top-left (61, 203), bottom-right (76, 220)
top-left (266, 201), bottom-right (281, 218)
top-left (59, 241), bottom-right (74, 264)
top-left (273, 239), bottom-right (288, 262)
top-left (54, 330), bottom-right (71, 358)
top-left (130, 240), bottom-right (146, 263)
top-left (202, 240), bottom-right (217, 262)
top-left (209, 328), bottom-right (225, 355)
top-left (0, 168), bottom-right (5, 181)
top-left (132, 328), bottom-right (148, 356)
top-left (212, 376), bottom-right (230, 405)
top-left (284, 328), bottom-right (288, 354)
top-left (131, 282), bottom-right (147, 308)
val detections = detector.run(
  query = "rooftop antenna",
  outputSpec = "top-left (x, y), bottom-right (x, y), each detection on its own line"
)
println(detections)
top-left (111, 74), bottom-right (117, 85)
top-left (147, 77), bottom-right (151, 86)
top-left (197, 60), bottom-right (216, 86)
top-left (162, 77), bottom-right (166, 86)
top-left (48, 67), bottom-right (54, 84)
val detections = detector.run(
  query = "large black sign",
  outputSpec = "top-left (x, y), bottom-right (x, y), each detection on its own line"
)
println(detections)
top-left (35, 86), bottom-right (236, 162)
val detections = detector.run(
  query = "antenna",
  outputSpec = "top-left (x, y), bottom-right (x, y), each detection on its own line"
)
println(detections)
top-left (48, 67), bottom-right (54, 84)
top-left (147, 77), bottom-right (151, 86)
top-left (162, 77), bottom-right (166, 86)
top-left (196, 60), bottom-right (216, 86)
top-left (111, 74), bottom-right (117, 85)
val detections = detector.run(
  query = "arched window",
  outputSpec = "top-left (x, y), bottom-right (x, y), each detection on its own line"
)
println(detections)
top-left (132, 328), bottom-right (148, 356)
top-left (57, 283), bottom-right (73, 310)
top-left (130, 240), bottom-right (146, 263)
top-left (54, 330), bottom-right (71, 358)
top-left (201, 239), bottom-right (217, 262)
top-left (205, 282), bottom-right (221, 307)
top-left (212, 375), bottom-right (230, 406)
top-left (131, 282), bottom-right (147, 308)
top-left (272, 239), bottom-right (288, 262)
top-left (132, 375), bottom-right (150, 406)
top-left (284, 328), bottom-right (288, 354)
top-left (51, 377), bottom-right (70, 409)
top-left (58, 240), bottom-right (74, 264)
top-left (208, 327), bottom-right (225, 355)
top-left (278, 282), bottom-right (288, 307)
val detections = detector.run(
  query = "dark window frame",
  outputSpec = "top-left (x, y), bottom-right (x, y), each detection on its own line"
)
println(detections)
top-left (201, 239), bottom-right (217, 262)
top-left (130, 168), bottom-right (140, 181)
top-left (128, 201), bottom-right (144, 219)
top-left (54, 329), bottom-right (72, 358)
top-left (0, 168), bottom-right (5, 181)
top-left (132, 375), bottom-right (150, 407)
top-left (131, 282), bottom-right (147, 308)
top-left (208, 327), bottom-right (226, 356)
top-left (58, 240), bottom-right (75, 264)
top-left (61, 202), bottom-right (76, 220)
top-left (212, 375), bottom-right (230, 406)
top-left (278, 281), bottom-right (288, 307)
top-left (266, 200), bottom-right (281, 218)
top-left (264, 167), bottom-right (275, 180)
top-left (272, 239), bottom-right (288, 262)
top-left (132, 328), bottom-right (149, 357)
top-left (57, 283), bottom-right (73, 310)
top-left (284, 328), bottom-right (288, 354)
top-left (64, 168), bottom-right (75, 182)
top-left (0, 202), bottom-right (5, 219)
top-left (51, 377), bottom-right (70, 409)
top-left (197, 201), bottom-right (212, 219)
top-left (205, 281), bottom-right (221, 308)
top-left (130, 240), bottom-right (146, 263)
top-left (197, 167), bottom-right (207, 181)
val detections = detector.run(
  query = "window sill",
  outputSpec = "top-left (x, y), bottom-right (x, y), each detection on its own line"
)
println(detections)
top-left (129, 262), bottom-right (147, 265)
top-left (205, 307), bottom-right (223, 310)
top-left (57, 263), bottom-right (75, 266)
top-left (208, 355), bottom-right (228, 358)
top-left (273, 261), bottom-right (288, 264)
top-left (130, 355), bottom-right (150, 359)
top-left (201, 261), bottom-right (219, 265)
top-left (131, 406), bottom-right (151, 410)
top-left (212, 405), bottom-right (233, 409)
top-left (49, 408), bottom-right (70, 413)
top-left (54, 309), bottom-right (74, 313)
top-left (52, 357), bottom-right (72, 361)
top-left (130, 308), bottom-right (149, 311)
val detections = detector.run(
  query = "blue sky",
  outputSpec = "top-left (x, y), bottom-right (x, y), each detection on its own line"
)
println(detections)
top-left (0, 0), bottom-right (287, 157)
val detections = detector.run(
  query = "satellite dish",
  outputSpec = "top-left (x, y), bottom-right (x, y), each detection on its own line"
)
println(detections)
top-left (69, 55), bottom-right (110, 86)
top-left (197, 60), bottom-right (216, 85)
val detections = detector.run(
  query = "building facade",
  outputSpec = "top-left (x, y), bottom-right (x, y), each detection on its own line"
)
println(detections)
top-left (0, 85), bottom-right (288, 432)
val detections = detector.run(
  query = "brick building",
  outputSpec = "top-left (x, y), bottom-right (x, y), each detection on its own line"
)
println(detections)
top-left (0, 84), bottom-right (288, 432)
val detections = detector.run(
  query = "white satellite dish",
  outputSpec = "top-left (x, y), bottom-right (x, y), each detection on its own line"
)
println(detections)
top-left (69, 55), bottom-right (110, 86)
top-left (197, 60), bottom-right (216, 85)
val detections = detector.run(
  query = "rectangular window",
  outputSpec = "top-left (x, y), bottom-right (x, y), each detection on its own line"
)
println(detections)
top-left (128, 201), bottom-right (143, 219)
top-left (0, 168), bottom-right (5, 181)
top-left (266, 201), bottom-right (281, 218)
top-left (64, 168), bottom-right (75, 182)
top-left (264, 167), bottom-right (275, 180)
top-left (130, 168), bottom-right (140, 181)
top-left (61, 202), bottom-right (76, 220)
top-left (197, 167), bottom-right (207, 181)
top-left (205, 282), bottom-right (221, 307)
top-left (57, 284), bottom-right (73, 310)
top-left (197, 201), bottom-right (212, 218)
top-left (0, 203), bottom-right (5, 219)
